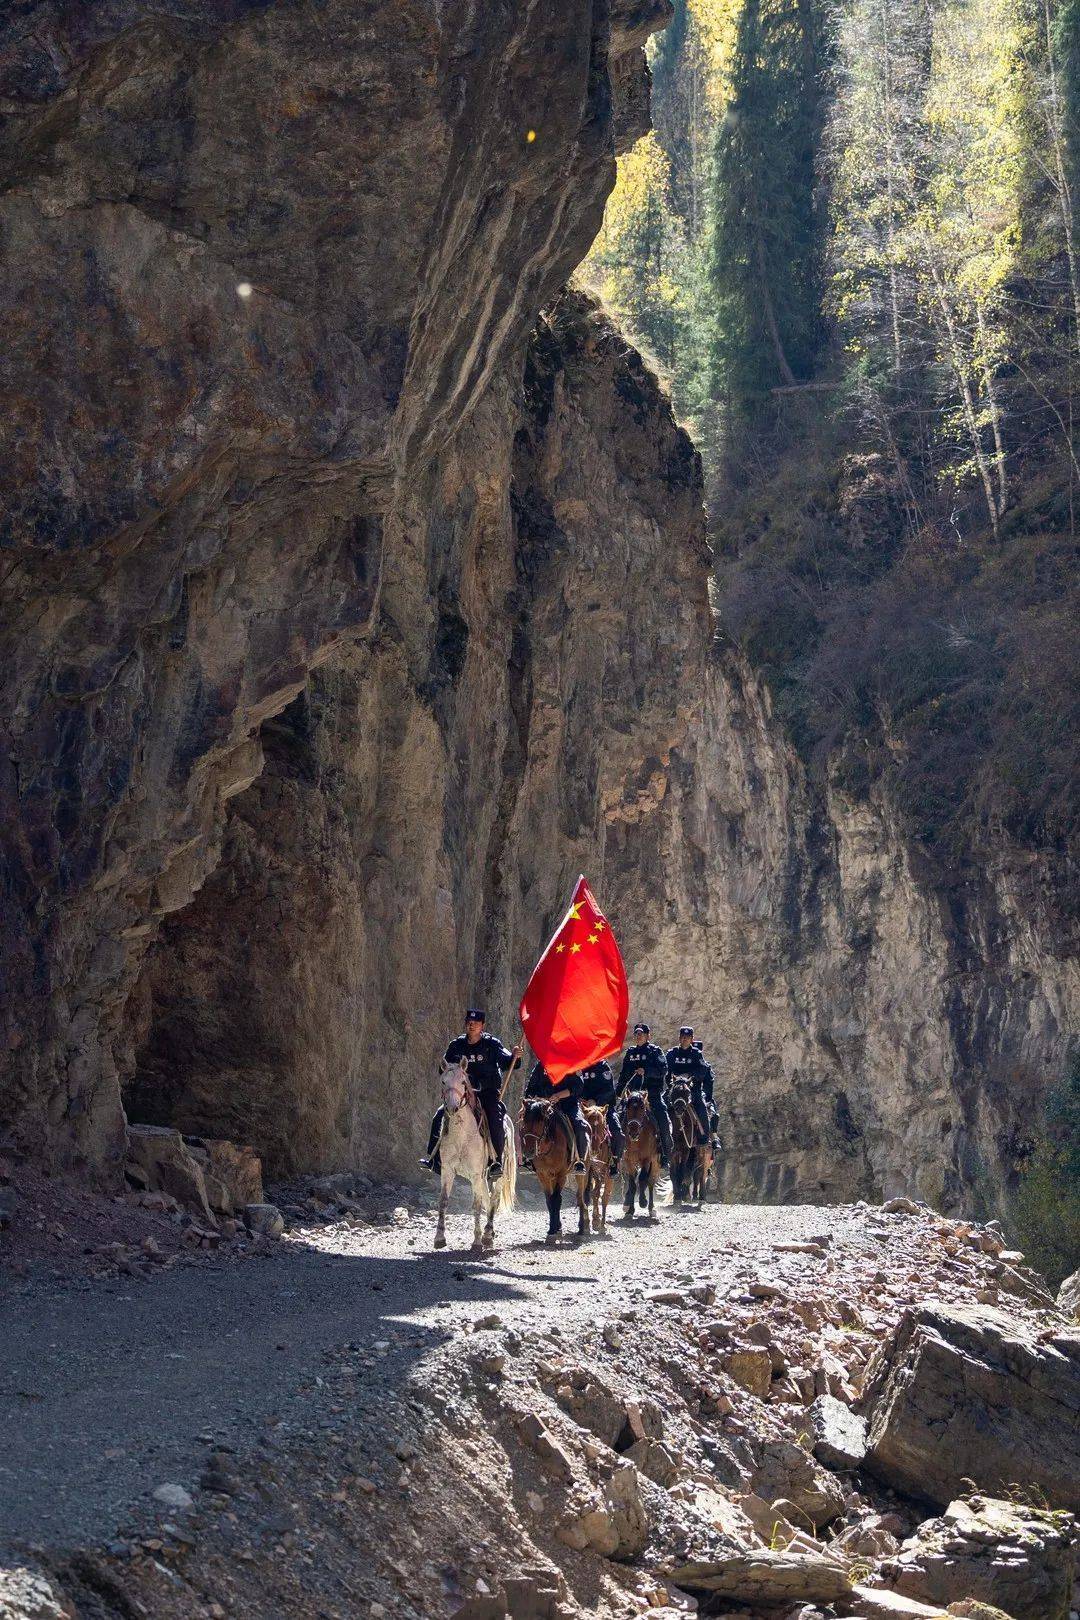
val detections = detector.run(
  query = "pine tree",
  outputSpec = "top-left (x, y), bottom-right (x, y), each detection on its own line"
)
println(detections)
top-left (709, 0), bottom-right (830, 420)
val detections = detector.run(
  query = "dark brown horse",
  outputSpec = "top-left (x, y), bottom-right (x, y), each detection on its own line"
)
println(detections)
top-left (518, 1099), bottom-right (591, 1244)
top-left (669, 1079), bottom-right (712, 1206)
top-left (620, 1090), bottom-right (661, 1222)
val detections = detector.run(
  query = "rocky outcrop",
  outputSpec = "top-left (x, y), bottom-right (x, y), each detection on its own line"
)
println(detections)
top-left (861, 1301), bottom-right (1080, 1512)
top-left (886, 1496), bottom-right (1077, 1620)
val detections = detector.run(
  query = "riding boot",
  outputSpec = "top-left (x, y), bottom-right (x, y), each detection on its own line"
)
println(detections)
top-left (486, 1155), bottom-right (503, 1184)
top-left (572, 1120), bottom-right (590, 1175)
top-left (420, 1109), bottom-right (445, 1172)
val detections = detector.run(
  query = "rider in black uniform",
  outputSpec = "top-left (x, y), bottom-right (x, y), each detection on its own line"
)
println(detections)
top-left (616, 1023), bottom-right (673, 1167)
top-left (693, 1039), bottom-right (721, 1145)
top-left (524, 1061), bottom-right (590, 1173)
top-left (421, 1009), bottom-right (522, 1180)
top-left (578, 1057), bottom-right (625, 1165)
top-left (665, 1026), bottom-right (711, 1143)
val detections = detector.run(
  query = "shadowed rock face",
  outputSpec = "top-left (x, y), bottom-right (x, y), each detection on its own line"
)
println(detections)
top-left (122, 292), bottom-right (710, 1177)
top-left (0, 0), bottom-right (670, 1174)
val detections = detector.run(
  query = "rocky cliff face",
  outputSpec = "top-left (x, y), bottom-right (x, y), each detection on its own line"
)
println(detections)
top-left (634, 660), bottom-right (1078, 1213)
top-left (0, 0), bottom-right (672, 1175)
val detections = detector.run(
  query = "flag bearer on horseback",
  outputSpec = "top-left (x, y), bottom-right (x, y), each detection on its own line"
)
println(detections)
top-left (616, 1023), bottom-right (673, 1167)
top-left (579, 1058), bottom-right (625, 1167)
top-left (524, 1061), bottom-right (591, 1174)
top-left (666, 1027), bottom-right (712, 1145)
top-left (421, 1009), bottom-right (522, 1182)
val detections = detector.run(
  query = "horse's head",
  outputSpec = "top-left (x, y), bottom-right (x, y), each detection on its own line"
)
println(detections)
top-left (441, 1059), bottom-right (471, 1112)
top-left (670, 1079), bottom-right (692, 1107)
top-left (623, 1090), bottom-right (651, 1140)
top-left (519, 1098), bottom-right (551, 1157)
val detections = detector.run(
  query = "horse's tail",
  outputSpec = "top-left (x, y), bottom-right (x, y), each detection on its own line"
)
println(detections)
top-left (496, 1118), bottom-right (517, 1212)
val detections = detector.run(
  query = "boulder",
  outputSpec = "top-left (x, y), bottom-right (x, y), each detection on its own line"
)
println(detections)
top-left (1059, 1268), bottom-right (1080, 1320)
top-left (516, 1414), bottom-right (574, 1483)
top-left (184, 1138), bottom-right (263, 1215)
top-left (886, 1496), bottom-right (1076, 1620)
top-left (809, 1394), bottom-right (867, 1471)
top-left (842, 1590), bottom-right (960, 1617)
top-left (624, 1437), bottom-right (681, 1487)
top-left (125, 1125), bottom-right (213, 1222)
top-left (719, 1345), bottom-right (773, 1398)
top-left (242, 1203), bottom-right (284, 1239)
top-left (749, 1439), bottom-right (845, 1527)
top-left (861, 1303), bottom-right (1080, 1510)
top-left (0, 1569), bottom-right (77, 1620)
top-left (558, 1460), bottom-right (648, 1560)
top-left (665, 1549), bottom-right (851, 1605)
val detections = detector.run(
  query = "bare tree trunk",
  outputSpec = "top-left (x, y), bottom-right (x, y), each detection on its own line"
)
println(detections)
top-left (929, 265), bottom-right (1000, 534)
top-left (1043, 0), bottom-right (1080, 345)
top-left (879, 0), bottom-right (904, 373)
top-left (975, 300), bottom-right (1007, 516)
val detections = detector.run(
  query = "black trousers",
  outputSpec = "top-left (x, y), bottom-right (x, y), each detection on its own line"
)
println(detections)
top-left (555, 1096), bottom-right (590, 1162)
top-left (690, 1084), bottom-right (711, 1141)
top-left (427, 1090), bottom-right (505, 1160)
top-left (606, 1102), bottom-right (626, 1159)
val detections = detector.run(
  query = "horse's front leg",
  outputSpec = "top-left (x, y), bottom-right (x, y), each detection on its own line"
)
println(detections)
top-left (544, 1184), bottom-right (562, 1245)
top-left (648, 1169), bottom-right (658, 1222)
top-left (622, 1169), bottom-right (635, 1220)
top-left (576, 1168), bottom-right (589, 1235)
top-left (435, 1169), bottom-right (452, 1249)
top-left (471, 1182), bottom-right (485, 1252)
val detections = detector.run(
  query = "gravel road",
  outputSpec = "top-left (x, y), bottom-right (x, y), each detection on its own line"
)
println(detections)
top-left (0, 1188), bottom-right (848, 1555)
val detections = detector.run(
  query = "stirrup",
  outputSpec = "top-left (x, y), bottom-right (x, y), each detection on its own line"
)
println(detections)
top-left (573, 1159), bottom-right (587, 1175)
top-left (486, 1158), bottom-right (503, 1182)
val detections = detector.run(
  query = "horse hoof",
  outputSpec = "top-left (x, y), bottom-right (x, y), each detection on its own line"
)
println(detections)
top-left (434, 1235), bottom-right (447, 1249)
top-left (648, 1212), bottom-right (659, 1223)
top-left (545, 1232), bottom-right (560, 1247)
top-left (482, 1234), bottom-right (494, 1251)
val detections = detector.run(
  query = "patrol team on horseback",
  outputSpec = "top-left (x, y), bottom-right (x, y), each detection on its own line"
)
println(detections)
top-left (423, 1007), bottom-right (719, 1182)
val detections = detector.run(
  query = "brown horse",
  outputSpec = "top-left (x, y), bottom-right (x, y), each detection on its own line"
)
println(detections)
top-left (518, 1099), bottom-right (591, 1244)
top-left (582, 1102), bottom-right (613, 1232)
top-left (620, 1090), bottom-right (662, 1222)
top-left (669, 1080), bottom-right (712, 1207)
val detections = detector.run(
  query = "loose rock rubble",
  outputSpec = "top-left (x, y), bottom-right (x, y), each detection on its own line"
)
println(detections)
top-left (1, 1198), bottom-right (1077, 1620)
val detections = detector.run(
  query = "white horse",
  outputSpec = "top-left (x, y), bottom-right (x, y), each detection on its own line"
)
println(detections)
top-left (433, 1061), bottom-right (516, 1253)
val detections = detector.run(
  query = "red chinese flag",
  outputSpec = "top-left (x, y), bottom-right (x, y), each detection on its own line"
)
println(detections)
top-left (518, 876), bottom-right (630, 1084)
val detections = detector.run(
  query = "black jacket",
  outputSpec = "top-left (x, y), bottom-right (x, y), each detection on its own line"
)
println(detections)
top-left (579, 1060), bottom-right (616, 1105)
top-left (617, 1042), bottom-right (667, 1092)
top-left (666, 1044), bottom-right (710, 1086)
top-left (525, 1062), bottom-right (582, 1101)
top-left (443, 1031), bottom-right (515, 1091)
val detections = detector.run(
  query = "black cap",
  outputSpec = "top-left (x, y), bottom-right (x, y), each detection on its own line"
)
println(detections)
top-left (633, 1022), bottom-right (649, 1036)
top-left (465, 1007), bottom-right (485, 1022)
top-left (679, 1026), bottom-right (694, 1037)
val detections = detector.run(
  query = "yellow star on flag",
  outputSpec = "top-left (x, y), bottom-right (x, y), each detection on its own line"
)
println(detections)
top-left (569, 942), bottom-right (582, 954)
top-left (595, 920), bottom-right (605, 932)
top-left (588, 933), bottom-right (598, 944)
top-left (555, 943), bottom-right (566, 953)
top-left (568, 903), bottom-right (582, 920)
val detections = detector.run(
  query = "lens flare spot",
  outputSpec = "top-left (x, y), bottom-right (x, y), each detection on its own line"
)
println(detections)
top-left (236, 281), bottom-right (253, 299)
top-left (526, 129), bottom-right (537, 144)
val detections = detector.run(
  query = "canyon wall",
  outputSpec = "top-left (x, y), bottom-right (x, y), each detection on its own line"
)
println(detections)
top-left (1, 2), bottom-right (1074, 1209)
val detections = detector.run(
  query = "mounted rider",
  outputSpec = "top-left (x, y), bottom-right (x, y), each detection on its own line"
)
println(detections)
top-left (421, 1009), bottom-right (522, 1181)
top-left (523, 1060), bottom-right (590, 1175)
top-left (665, 1026), bottom-right (711, 1145)
top-left (578, 1057), bottom-right (625, 1166)
top-left (693, 1039), bottom-right (721, 1146)
top-left (616, 1022), bottom-right (673, 1167)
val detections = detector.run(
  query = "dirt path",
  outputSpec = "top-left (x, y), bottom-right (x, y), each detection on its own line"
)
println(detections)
top-left (0, 1189), bottom-right (839, 1555)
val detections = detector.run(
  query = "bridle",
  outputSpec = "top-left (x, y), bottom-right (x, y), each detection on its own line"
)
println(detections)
top-left (442, 1068), bottom-right (477, 1115)
top-left (519, 1100), bottom-right (555, 1160)
top-left (622, 1090), bottom-right (650, 1144)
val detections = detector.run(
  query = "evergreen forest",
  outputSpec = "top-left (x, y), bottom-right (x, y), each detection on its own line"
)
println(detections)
top-left (582, 0), bottom-right (1080, 868)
